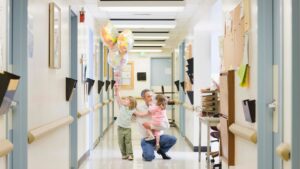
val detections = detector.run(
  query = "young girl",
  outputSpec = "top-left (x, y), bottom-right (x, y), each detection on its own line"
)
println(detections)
top-left (115, 85), bottom-right (137, 161)
top-left (142, 94), bottom-right (170, 150)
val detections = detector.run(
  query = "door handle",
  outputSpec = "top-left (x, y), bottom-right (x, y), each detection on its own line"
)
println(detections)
top-left (268, 100), bottom-right (277, 109)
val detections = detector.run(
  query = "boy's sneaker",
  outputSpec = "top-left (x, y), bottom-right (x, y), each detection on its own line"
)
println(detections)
top-left (122, 155), bottom-right (128, 160)
top-left (128, 155), bottom-right (134, 161)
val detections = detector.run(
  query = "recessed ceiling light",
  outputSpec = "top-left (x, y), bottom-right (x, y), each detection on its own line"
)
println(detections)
top-left (134, 43), bottom-right (165, 47)
top-left (114, 24), bottom-right (176, 29)
top-left (130, 49), bottom-right (162, 53)
top-left (134, 36), bottom-right (169, 40)
top-left (98, 6), bottom-right (184, 12)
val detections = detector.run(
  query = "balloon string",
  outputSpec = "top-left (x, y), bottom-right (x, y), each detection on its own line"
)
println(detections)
top-left (114, 70), bottom-right (121, 96)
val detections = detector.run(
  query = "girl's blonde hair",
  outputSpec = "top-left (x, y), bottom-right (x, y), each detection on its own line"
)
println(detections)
top-left (156, 94), bottom-right (167, 110)
top-left (127, 96), bottom-right (137, 110)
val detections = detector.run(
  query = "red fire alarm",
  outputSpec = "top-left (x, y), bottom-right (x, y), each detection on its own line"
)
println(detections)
top-left (80, 8), bottom-right (85, 23)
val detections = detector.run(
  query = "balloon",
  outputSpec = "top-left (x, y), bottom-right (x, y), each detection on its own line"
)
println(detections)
top-left (107, 45), bottom-right (128, 70)
top-left (117, 30), bottom-right (134, 55)
top-left (100, 22), bottom-right (118, 49)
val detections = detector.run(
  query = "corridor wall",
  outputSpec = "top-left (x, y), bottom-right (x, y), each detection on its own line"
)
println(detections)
top-left (283, 0), bottom-right (292, 168)
top-left (221, 0), bottom-right (258, 168)
top-left (27, 1), bottom-right (71, 169)
top-left (76, 10), bottom-right (100, 162)
top-left (0, 0), bottom-right (8, 168)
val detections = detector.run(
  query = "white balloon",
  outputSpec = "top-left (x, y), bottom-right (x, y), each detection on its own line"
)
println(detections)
top-left (107, 46), bottom-right (128, 70)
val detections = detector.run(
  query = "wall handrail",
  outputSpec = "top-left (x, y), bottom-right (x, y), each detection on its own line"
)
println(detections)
top-left (93, 103), bottom-right (103, 111)
top-left (28, 116), bottom-right (74, 144)
top-left (276, 143), bottom-right (291, 161)
top-left (229, 123), bottom-right (257, 144)
top-left (0, 139), bottom-right (13, 157)
top-left (183, 102), bottom-right (194, 111)
top-left (77, 108), bottom-right (91, 118)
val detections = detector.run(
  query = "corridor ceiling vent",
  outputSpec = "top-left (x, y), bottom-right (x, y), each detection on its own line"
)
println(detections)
top-left (97, 0), bottom-right (186, 53)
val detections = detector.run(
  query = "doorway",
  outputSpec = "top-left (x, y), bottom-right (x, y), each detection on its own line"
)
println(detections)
top-left (257, 0), bottom-right (284, 169)
top-left (69, 10), bottom-right (78, 169)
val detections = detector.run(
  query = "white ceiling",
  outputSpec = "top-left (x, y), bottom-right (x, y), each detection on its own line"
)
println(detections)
top-left (82, 0), bottom-right (206, 54)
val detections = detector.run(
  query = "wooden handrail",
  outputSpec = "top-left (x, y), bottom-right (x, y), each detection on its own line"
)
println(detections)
top-left (28, 116), bottom-right (74, 144)
top-left (0, 139), bottom-right (13, 157)
top-left (93, 103), bottom-right (103, 111)
top-left (276, 143), bottom-right (291, 161)
top-left (183, 102), bottom-right (194, 111)
top-left (229, 123), bottom-right (257, 144)
top-left (77, 108), bottom-right (91, 118)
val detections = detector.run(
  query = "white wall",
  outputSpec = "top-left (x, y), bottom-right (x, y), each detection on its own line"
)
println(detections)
top-left (221, 0), bottom-right (258, 168)
top-left (283, 0), bottom-right (292, 168)
top-left (119, 55), bottom-right (151, 98)
top-left (27, 1), bottom-right (71, 169)
top-left (0, 0), bottom-right (8, 168)
top-left (76, 9), bottom-right (100, 160)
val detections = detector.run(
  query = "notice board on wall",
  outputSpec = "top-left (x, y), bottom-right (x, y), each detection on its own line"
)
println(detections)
top-left (223, 1), bottom-right (250, 71)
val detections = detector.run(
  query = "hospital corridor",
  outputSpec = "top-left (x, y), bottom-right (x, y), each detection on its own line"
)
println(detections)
top-left (0, 0), bottom-right (299, 169)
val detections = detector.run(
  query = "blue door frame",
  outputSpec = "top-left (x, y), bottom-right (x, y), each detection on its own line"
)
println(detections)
top-left (69, 10), bottom-right (78, 169)
top-left (179, 42), bottom-right (185, 136)
top-left (10, 0), bottom-right (28, 169)
top-left (257, 0), bottom-right (284, 169)
top-left (291, 0), bottom-right (300, 168)
top-left (99, 41), bottom-right (104, 137)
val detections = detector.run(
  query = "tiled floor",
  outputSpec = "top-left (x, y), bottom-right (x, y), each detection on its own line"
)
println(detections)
top-left (79, 123), bottom-right (208, 169)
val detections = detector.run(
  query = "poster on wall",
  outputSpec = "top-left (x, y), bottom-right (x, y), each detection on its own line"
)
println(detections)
top-left (119, 62), bottom-right (134, 90)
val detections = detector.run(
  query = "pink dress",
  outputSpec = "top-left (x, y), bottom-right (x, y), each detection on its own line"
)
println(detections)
top-left (148, 104), bottom-right (170, 136)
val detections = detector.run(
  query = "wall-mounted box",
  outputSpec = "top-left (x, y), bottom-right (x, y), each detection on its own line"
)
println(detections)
top-left (187, 91), bottom-right (194, 105)
top-left (98, 80), bottom-right (105, 94)
top-left (180, 81), bottom-right (185, 93)
top-left (105, 80), bottom-right (110, 91)
top-left (137, 72), bottom-right (146, 81)
top-left (66, 78), bottom-right (77, 101)
top-left (86, 78), bottom-right (95, 95)
top-left (174, 80), bottom-right (180, 92)
top-left (242, 99), bottom-right (256, 123)
top-left (111, 80), bottom-right (116, 89)
top-left (0, 72), bottom-right (20, 116)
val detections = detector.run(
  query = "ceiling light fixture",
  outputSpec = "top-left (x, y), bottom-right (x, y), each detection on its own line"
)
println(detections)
top-left (98, 6), bottom-right (184, 12)
top-left (134, 43), bottom-right (165, 47)
top-left (134, 36), bottom-right (169, 40)
top-left (130, 49), bottom-right (162, 53)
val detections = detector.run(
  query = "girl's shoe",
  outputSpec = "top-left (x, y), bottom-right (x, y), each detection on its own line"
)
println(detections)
top-left (145, 135), bottom-right (155, 141)
top-left (128, 155), bottom-right (134, 161)
top-left (122, 155), bottom-right (128, 160)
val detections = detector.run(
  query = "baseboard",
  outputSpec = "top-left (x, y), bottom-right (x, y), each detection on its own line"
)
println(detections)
top-left (185, 137), bottom-right (210, 152)
top-left (78, 149), bottom-right (90, 168)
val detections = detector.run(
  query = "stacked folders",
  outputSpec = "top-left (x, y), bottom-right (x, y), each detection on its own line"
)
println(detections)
top-left (200, 89), bottom-right (219, 117)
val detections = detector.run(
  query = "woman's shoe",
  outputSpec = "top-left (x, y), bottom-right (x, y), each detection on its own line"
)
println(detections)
top-left (122, 155), bottom-right (128, 160)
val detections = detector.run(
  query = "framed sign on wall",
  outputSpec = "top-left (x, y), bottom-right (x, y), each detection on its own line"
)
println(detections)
top-left (120, 62), bottom-right (134, 90)
top-left (49, 2), bottom-right (61, 69)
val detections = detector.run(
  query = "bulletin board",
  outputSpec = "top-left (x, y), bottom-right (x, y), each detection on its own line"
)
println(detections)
top-left (223, 0), bottom-right (250, 71)
top-left (184, 43), bottom-right (193, 91)
top-left (120, 62), bottom-right (134, 90)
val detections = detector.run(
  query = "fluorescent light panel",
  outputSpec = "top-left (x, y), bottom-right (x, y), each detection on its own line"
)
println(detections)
top-left (111, 20), bottom-right (176, 29)
top-left (130, 49), bottom-right (162, 53)
top-left (134, 43), bottom-right (165, 47)
top-left (98, 6), bottom-right (184, 12)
